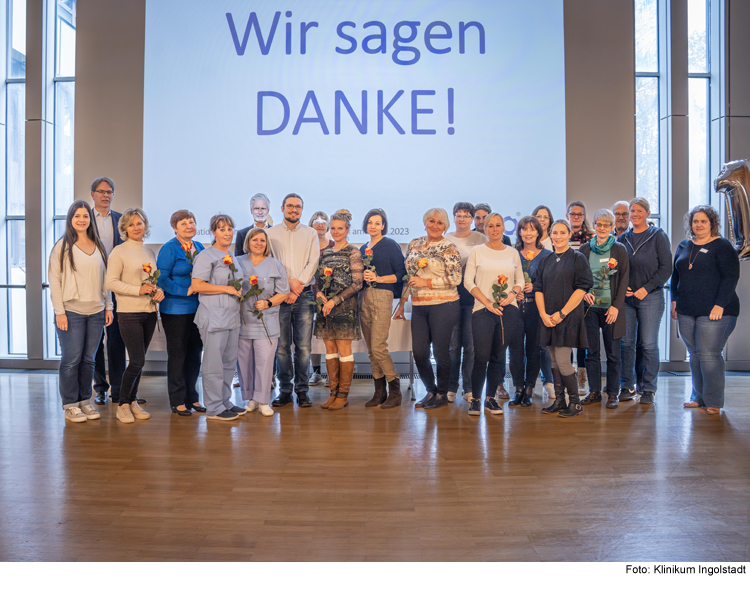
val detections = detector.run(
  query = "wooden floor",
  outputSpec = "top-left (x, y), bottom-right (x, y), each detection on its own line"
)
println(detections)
top-left (0, 371), bottom-right (749, 562)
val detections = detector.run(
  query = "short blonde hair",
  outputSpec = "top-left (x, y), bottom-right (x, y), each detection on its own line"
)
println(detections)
top-left (485, 212), bottom-right (505, 230)
top-left (243, 228), bottom-right (271, 256)
top-left (593, 209), bottom-right (615, 226)
top-left (119, 208), bottom-right (150, 241)
top-left (422, 207), bottom-right (450, 231)
top-left (629, 196), bottom-right (651, 214)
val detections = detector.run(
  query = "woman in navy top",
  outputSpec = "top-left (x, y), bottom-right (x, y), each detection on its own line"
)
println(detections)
top-left (157, 209), bottom-right (206, 415)
top-left (358, 209), bottom-right (406, 409)
top-left (671, 205), bottom-right (740, 415)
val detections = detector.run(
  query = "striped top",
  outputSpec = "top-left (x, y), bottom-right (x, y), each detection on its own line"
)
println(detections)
top-left (402, 236), bottom-right (462, 306)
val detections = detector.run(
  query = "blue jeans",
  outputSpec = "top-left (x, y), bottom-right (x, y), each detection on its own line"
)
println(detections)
top-left (584, 306), bottom-right (620, 394)
top-left (539, 347), bottom-right (553, 384)
top-left (677, 314), bottom-right (737, 408)
top-left (621, 291), bottom-right (664, 393)
top-left (56, 311), bottom-right (106, 408)
top-left (277, 289), bottom-right (314, 396)
top-left (448, 304), bottom-right (474, 394)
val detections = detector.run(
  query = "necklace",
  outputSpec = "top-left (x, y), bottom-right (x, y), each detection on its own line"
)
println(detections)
top-left (688, 242), bottom-right (701, 270)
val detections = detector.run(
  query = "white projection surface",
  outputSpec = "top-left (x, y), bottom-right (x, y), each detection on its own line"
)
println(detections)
top-left (143, 0), bottom-right (566, 243)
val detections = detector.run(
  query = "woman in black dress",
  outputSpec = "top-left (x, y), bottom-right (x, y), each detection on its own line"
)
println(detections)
top-left (533, 220), bottom-right (594, 417)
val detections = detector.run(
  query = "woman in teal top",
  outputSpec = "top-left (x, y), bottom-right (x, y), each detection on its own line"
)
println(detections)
top-left (157, 209), bottom-right (206, 416)
top-left (579, 209), bottom-right (630, 409)
top-left (236, 228), bottom-right (290, 416)
top-left (191, 214), bottom-right (248, 421)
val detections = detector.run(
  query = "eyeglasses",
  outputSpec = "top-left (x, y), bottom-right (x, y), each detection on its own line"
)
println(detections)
top-left (568, 213), bottom-right (584, 218)
top-left (455, 214), bottom-right (473, 220)
top-left (594, 223), bottom-right (613, 229)
top-left (614, 213), bottom-right (629, 218)
top-left (94, 190), bottom-right (113, 196)
top-left (284, 205), bottom-right (303, 210)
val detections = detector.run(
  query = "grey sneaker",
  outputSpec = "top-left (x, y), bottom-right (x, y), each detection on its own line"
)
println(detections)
top-left (639, 392), bottom-right (655, 405)
top-left (619, 388), bottom-right (636, 401)
top-left (484, 397), bottom-right (503, 415)
top-left (308, 371), bottom-right (325, 386)
top-left (207, 410), bottom-right (239, 421)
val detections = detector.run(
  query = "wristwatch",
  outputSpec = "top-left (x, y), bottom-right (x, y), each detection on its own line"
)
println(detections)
top-left (559, 311), bottom-right (567, 319)
top-left (267, 300), bottom-right (273, 308)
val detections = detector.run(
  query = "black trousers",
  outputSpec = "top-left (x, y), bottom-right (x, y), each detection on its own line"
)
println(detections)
top-left (161, 312), bottom-right (203, 407)
top-left (93, 293), bottom-right (126, 399)
top-left (584, 306), bottom-right (621, 394)
top-left (411, 300), bottom-right (459, 395)
top-left (509, 298), bottom-right (542, 387)
top-left (118, 312), bottom-right (158, 405)
top-left (471, 305), bottom-right (524, 399)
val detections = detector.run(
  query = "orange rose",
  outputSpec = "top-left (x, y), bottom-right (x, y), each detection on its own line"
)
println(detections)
top-left (324, 267), bottom-right (333, 277)
top-left (525, 250), bottom-right (536, 261)
top-left (249, 275), bottom-right (259, 285)
top-left (365, 248), bottom-right (373, 256)
top-left (497, 274), bottom-right (509, 286)
top-left (142, 263), bottom-right (152, 273)
top-left (222, 254), bottom-right (233, 266)
top-left (418, 258), bottom-right (428, 269)
top-left (181, 242), bottom-right (190, 252)
top-left (608, 258), bottom-right (617, 269)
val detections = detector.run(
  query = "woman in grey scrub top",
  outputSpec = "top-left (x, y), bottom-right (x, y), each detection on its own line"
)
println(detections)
top-left (191, 214), bottom-right (248, 421)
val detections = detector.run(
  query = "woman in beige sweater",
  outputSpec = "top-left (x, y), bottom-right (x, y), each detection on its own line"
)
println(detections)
top-left (105, 208), bottom-right (164, 424)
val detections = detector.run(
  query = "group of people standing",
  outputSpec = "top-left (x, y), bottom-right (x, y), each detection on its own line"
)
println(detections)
top-left (49, 178), bottom-right (741, 424)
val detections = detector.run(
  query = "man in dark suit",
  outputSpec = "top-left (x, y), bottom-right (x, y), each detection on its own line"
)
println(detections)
top-left (235, 193), bottom-right (273, 256)
top-left (91, 177), bottom-right (127, 404)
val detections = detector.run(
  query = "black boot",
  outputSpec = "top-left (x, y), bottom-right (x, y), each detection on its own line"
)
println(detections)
top-left (542, 369), bottom-right (568, 414)
top-left (521, 384), bottom-right (534, 407)
top-left (415, 392), bottom-right (436, 409)
top-left (559, 373), bottom-right (582, 417)
top-left (509, 385), bottom-right (524, 406)
top-left (381, 378), bottom-right (402, 409)
top-left (272, 391), bottom-right (293, 407)
top-left (365, 377), bottom-right (388, 407)
top-left (424, 393), bottom-right (449, 410)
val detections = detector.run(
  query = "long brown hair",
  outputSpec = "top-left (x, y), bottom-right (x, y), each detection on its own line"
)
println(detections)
top-left (515, 216), bottom-right (544, 250)
top-left (58, 200), bottom-right (108, 272)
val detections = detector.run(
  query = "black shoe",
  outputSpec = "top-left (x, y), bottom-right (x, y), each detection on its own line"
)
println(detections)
top-left (135, 397), bottom-right (147, 404)
top-left (109, 394), bottom-right (120, 404)
top-left (424, 393), bottom-right (449, 410)
top-left (559, 403), bottom-right (583, 418)
top-left (606, 394), bottom-right (619, 409)
top-left (509, 385), bottom-right (524, 406)
top-left (542, 397), bottom-right (568, 414)
top-left (171, 406), bottom-right (193, 416)
top-left (581, 391), bottom-right (602, 405)
top-left (230, 405), bottom-right (247, 415)
top-left (206, 410), bottom-right (239, 421)
top-left (619, 388), bottom-right (636, 401)
top-left (272, 392), bottom-right (293, 407)
top-left (365, 377), bottom-right (388, 407)
top-left (484, 397), bottom-right (503, 415)
top-left (94, 392), bottom-right (107, 405)
top-left (468, 398), bottom-right (481, 415)
top-left (191, 403), bottom-right (206, 413)
top-left (521, 384), bottom-right (534, 407)
top-left (639, 392), bottom-right (655, 404)
top-left (415, 392), bottom-right (435, 409)
top-left (296, 393), bottom-right (313, 407)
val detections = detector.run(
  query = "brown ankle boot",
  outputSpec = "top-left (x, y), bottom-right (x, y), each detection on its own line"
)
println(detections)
top-left (321, 394), bottom-right (337, 409)
top-left (329, 395), bottom-right (349, 410)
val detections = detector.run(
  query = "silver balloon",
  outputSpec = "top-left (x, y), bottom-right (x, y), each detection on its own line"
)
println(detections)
top-left (715, 159), bottom-right (750, 261)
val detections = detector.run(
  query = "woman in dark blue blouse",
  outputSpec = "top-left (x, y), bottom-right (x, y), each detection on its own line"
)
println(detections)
top-left (157, 209), bottom-right (206, 415)
top-left (359, 208), bottom-right (406, 409)
top-left (671, 205), bottom-right (740, 415)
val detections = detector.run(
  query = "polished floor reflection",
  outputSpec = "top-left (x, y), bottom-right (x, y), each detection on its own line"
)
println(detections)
top-left (0, 371), bottom-right (748, 561)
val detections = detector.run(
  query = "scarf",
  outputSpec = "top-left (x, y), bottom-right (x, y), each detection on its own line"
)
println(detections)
top-left (589, 234), bottom-right (616, 255)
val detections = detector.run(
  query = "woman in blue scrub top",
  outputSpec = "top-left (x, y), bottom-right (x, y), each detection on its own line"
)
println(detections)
top-left (190, 214), bottom-right (248, 421)
top-left (236, 228), bottom-right (290, 417)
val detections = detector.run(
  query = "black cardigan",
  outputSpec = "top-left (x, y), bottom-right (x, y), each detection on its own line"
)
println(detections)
top-left (579, 241), bottom-right (630, 340)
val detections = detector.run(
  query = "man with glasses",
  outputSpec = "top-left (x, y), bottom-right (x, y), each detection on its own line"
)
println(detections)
top-left (267, 193), bottom-right (319, 407)
top-left (235, 193), bottom-right (274, 257)
top-left (612, 201), bottom-right (630, 236)
top-left (91, 177), bottom-right (127, 405)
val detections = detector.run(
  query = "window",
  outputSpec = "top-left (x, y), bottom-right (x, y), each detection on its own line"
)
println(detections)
top-left (688, 0), bottom-right (710, 209)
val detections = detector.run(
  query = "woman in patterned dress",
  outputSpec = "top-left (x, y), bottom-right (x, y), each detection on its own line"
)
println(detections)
top-left (315, 209), bottom-right (364, 411)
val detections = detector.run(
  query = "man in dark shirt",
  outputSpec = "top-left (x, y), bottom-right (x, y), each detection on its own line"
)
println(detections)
top-left (235, 193), bottom-right (273, 256)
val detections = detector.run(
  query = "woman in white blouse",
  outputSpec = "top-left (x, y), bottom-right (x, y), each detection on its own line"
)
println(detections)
top-left (464, 213), bottom-right (525, 416)
top-left (105, 208), bottom-right (164, 423)
top-left (49, 201), bottom-right (114, 423)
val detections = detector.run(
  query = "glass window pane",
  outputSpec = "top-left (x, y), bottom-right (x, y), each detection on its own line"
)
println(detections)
top-left (7, 220), bottom-right (26, 285)
top-left (54, 218), bottom-right (66, 243)
top-left (635, 0), bottom-right (658, 72)
top-left (56, 0), bottom-right (77, 77)
top-left (6, 84), bottom-right (26, 216)
top-left (55, 82), bottom-right (76, 215)
top-left (9, 0), bottom-right (27, 78)
top-left (689, 78), bottom-right (709, 209)
top-left (688, 0), bottom-right (709, 74)
top-left (636, 77), bottom-right (660, 214)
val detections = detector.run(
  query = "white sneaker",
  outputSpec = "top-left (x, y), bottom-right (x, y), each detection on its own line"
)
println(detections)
top-left (80, 404), bottom-right (100, 420)
top-left (246, 400), bottom-right (259, 413)
top-left (447, 391), bottom-right (456, 403)
top-left (259, 403), bottom-right (274, 417)
top-left (65, 407), bottom-right (88, 423)
top-left (116, 404), bottom-right (135, 424)
top-left (544, 383), bottom-right (555, 398)
top-left (130, 402), bottom-right (150, 420)
top-left (463, 391), bottom-right (472, 403)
